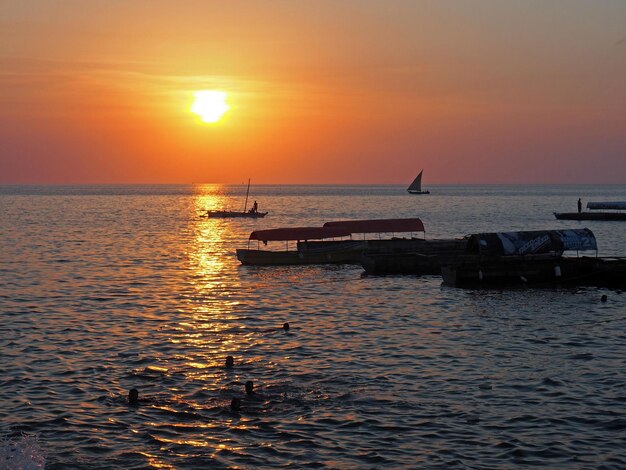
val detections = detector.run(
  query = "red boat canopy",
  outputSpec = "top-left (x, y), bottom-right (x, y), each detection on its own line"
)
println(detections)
top-left (323, 218), bottom-right (425, 234)
top-left (249, 226), bottom-right (352, 242)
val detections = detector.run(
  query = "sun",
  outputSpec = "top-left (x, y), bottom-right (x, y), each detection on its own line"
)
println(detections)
top-left (191, 90), bottom-right (230, 123)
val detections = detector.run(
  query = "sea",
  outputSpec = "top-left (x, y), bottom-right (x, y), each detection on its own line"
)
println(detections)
top-left (1, 184), bottom-right (626, 469)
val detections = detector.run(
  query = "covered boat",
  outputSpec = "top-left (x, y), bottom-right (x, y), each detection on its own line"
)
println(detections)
top-left (237, 218), bottom-right (428, 266)
top-left (440, 228), bottom-right (603, 287)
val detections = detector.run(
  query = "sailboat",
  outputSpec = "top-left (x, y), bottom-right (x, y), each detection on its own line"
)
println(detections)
top-left (202, 179), bottom-right (268, 218)
top-left (407, 170), bottom-right (430, 194)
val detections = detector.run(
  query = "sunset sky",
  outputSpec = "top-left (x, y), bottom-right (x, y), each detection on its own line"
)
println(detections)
top-left (1, 1), bottom-right (625, 184)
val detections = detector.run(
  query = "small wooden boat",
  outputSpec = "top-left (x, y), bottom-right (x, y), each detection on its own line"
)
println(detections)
top-left (554, 201), bottom-right (626, 221)
top-left (201, 178), bottom-right (268, 219)
top-left (204, 210), bottom-right (268, 219)
top-left (407, 170), bottom-right (430, 194)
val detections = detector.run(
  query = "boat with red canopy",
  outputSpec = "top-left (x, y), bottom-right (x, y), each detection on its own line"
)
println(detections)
top-left (236, 218), bottom-right (427, 266)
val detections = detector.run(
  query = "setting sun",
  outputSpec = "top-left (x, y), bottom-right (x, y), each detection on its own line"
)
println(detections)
top-left (191, 90), bottom-right (230, 123)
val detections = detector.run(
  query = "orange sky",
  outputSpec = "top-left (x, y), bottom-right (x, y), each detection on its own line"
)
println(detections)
top-left (1, 1), bottom-right (625, 184)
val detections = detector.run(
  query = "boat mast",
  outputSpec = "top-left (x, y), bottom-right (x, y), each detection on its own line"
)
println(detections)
top-left (243, 178), bottom-right (251, 212)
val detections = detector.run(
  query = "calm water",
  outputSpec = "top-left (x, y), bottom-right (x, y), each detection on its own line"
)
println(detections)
top-left (1, 184), bottom-right (626, 469)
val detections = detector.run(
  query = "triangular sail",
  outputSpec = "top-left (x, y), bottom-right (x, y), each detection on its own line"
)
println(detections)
top-left (407, 171), bottom-right (423, 192)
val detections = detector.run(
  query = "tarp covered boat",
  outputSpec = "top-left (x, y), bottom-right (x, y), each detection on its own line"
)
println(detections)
top-left (440, 228), bottom-right (608, 288)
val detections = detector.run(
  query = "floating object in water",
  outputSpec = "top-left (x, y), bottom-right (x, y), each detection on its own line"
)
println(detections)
top-left (144, 365), bottom-right (168, 374)
top-left (225, 356), bottom-right (234, 369)
top-left (601, 295), bottom-right (608, 302)
top-left (230, 397), bottom-right (241, 411)
top-left (128, 388), bottom-right (139, 406)
top-left (245, 380), bottom-right (255, 395)
top-left (283, 322), bottom-right (290, 331)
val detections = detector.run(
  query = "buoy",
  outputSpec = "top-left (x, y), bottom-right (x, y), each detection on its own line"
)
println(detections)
top-left (554, 265), bottom-right (561, 277)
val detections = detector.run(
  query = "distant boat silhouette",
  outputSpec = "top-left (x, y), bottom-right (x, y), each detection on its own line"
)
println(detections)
top-left (407, 170), bottom-right (430, 194)
top-left (201, 179), bottom-right (268, 218)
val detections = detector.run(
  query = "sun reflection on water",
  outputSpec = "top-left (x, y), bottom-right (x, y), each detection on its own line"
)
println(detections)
top-left (173, 185), bottom-right (252, 380)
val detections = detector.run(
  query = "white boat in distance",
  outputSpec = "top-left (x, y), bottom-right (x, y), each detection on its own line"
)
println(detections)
top-left (407, 170), bottom-right (430, 194)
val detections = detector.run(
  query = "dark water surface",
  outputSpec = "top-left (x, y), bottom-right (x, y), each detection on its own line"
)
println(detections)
top-left (1, 184), bottom-right (626, 469)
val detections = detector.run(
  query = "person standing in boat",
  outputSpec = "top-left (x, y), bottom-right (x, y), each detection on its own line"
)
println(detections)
top-left (577, 198), bottom-right (582, 213)
top-left (252, 201), bottom-right (258, 214)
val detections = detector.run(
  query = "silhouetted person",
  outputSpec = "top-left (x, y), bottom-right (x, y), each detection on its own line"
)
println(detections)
top-left (578, 198), bottom-right (582, 213)
top-left (252, 201), bottom-right (258, 213)
top-left (283, 322), bottom-right (290, 331)
top-left (230, 397), bottom-right (241, 411)
top-left (225, 355), bottom-right (234, 369)
top-left (128, 388), bottom-right (139, 406)
top-left (245, 380), bottom-right (255, 395)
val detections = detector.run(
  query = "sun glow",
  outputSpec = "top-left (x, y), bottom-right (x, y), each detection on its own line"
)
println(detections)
top-left (191, 90), bottom-right (230, 123)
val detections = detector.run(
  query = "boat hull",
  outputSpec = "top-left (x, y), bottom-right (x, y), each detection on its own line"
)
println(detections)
top-left (441, 256), bottom-right (626, 288)
top-left (204, 211), bottom-right (268, 219)
top-left (407, 190), bottom-right (430, 194)
top-left (554, 212), bottom-right (626, 221)
top-left (236, 241), bottom-right (366, 266)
